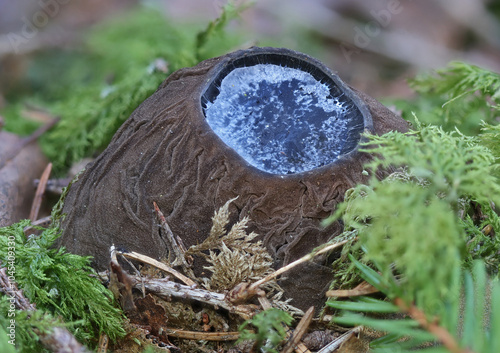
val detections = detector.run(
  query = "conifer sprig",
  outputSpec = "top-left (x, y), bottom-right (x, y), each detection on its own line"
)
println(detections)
top-left (0, 221), bottom-right (125, 351)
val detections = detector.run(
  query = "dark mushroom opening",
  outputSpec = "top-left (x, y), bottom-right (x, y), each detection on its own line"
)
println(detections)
top-left (201, 52), bottom-right (366, 175)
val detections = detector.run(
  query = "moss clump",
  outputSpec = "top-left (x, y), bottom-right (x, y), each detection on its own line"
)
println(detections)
top-left (0, 221), bottom-right (125, 351)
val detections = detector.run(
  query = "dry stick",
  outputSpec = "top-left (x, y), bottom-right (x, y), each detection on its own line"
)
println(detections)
top-left (117, 252), bottom-right (146, 298)
top-left (326, 281), bottom-right (379, 298)
top-left (29, 162), bottom-right (52, 221)
top-left (24, 216), bottom-right (53, 235)
top-left (97, 333), bottom-right (109, 353)
top-left (160, 328), bottom-right (241, 341)
top-left (130, 276), bottom-right (257, 320)
top-left (153, 202), bottom-right (195, 278)
top-left (0, 267), bottom-right (36, 311)
top-left (117, 249), bottom-right (196, 287)
top-left (248, 239), bottom-right (351, 293)
top-left (281, 306), bottom-right (315, 353)
top-left (394, 298), bottom-right (474, 353)
top-left (0, 267), bottom-right (91, 353)
top-left (257, 296), bottom-right (312, 353)
top-left (316, 326), bottom-right (364, 353)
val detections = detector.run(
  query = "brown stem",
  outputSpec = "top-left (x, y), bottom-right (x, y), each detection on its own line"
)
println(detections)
top-left (153, 202), bottom-right (195, 278)
top-left (248, 239), bottom-right (351, 293)
top-left (394, 298), bottom-right (474, 353)
top-left (29, 162), bottom-right (52, 222)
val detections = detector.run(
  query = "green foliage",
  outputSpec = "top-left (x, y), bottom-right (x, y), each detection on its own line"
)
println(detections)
top-left (0, 322), bottom-right (17, 353)
top-left (392, 62), bottom-right (500, 134)
top-left (0, 300), bottom-right (77, 353)
top-left (328, 233), bottom-right (366, 290)
top-left (461, 202), bottom-right (500, 274)
top-left (238, 308), bottom-right (293, 353)
top-left (325, 124), bottom-right (500, 307)
top-left (478, 122), bottom-right (500, 177)
top-left (412, 62), bottom-right (500, 110)
top-left (195, 0), bottom-right (253, 61)
top-left (361, 121), bottom-right (500, 206)
top-left (329, 260), bottom-right (500, 353)
top-left (2, 3), bottom-right (251, 174)
top-left (325, 61), bottom-right (500, 353)
top-left (0, 220), bottom-right (125, 350)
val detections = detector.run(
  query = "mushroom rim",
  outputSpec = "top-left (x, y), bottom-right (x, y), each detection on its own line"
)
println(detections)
top-left (198, 46), bottom-right (375, 179)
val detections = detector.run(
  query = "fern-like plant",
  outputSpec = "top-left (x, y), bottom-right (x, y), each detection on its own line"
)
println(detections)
top-left (187, 198), bottom-right (275, 291)
top-left (0, 221), bottom-right (125, 352)
top-left (324, 63), bottom-right (500, 353)
top-left (392, 62), bottom-right (500, 134)
top-left (238, 308), bottom-right (294, 353)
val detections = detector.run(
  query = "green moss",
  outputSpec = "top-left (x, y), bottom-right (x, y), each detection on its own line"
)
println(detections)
top-left (0, 221), bottom-right (125, 350)
top-left (324, 62), bottom-right (500, 352)
top-left (2, 3), bottom-right (252, 174)
top-left (391, 62), bottom-right (500, 135)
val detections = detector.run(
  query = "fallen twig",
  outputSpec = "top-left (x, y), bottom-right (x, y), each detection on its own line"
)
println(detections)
top-left (23, 216), bottom-right (52, 235)
top-left (245, 239), bottom-right (351, 298)
top-left (29, 162), bottom-right (52, 222)
top-left (160, 328), bottom-right (241, 341)
top-left (116, 249), bottom-right (196, 287)
top-left (326, 281), bottom-right (379, 298)
top-left (394, 298), bottom-right (474, 353)
top-left (153, 202), bottom-right (195, 278)
top-left (281, 306), bottom-right (315, 353)
top-left (123, 275), bottom-right (258, 320)
top-left (317, 326), bottom-right (364, 353)
top-left (0, 118), bottom-right (59, 171)
top-left (97, 333), bottom-right (109, 353)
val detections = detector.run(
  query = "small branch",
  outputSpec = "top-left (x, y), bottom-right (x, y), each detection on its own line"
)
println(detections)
top-left (153, 202), bottom-right (195, 278)
top-left (281, 306), bottom-right (314, 353)
top-left (326, 281), bottom-right (379, 297)
top-left (0, 267), bottom-right (36, 311)
top-left (256, 296), bottom-right (312, 353)
top-left (23, 216), bottom-right (53, 235)
top-left (127, 276), bottom-right (257, 320)
top-left (248, 239), bottom-right (350, 293)
top-left (97, 333), bottom-right (109, 353)
top-left (394, 298), bottom-right (474, 353)
top-left (116, 249), bottom-right (196, 287)
top-left (160, 328), bottom-right (241, 341)
top-left (226, 239), bottom-right (350, 305)
top-left (38, 327), bottom-right (92, 353)
top-left (317, 326), bottom-right (364, 353)
top-left (29, 162), bottom-right (52, 222)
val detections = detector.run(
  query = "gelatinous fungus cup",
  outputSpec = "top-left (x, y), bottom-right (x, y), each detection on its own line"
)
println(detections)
top-left (58, 47), bottom-right (408, 310)
top-left (202, 55), bottom-right (366, 175)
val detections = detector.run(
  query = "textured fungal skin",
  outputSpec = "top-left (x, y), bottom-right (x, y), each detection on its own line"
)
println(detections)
top-left (59, 48), bottom-right (408, 310)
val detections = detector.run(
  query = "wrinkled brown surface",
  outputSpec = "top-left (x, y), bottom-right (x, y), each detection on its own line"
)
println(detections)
top-left (59, 48), bottom-right (408, 310)
top-left (0, 131), bottom-right (48, 226)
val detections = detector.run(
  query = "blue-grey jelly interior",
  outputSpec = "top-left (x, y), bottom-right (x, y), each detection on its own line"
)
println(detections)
top-left (203, 63), bottom-right (360, 174)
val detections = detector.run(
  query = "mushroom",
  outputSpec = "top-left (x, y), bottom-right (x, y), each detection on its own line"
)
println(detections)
top-left (58, 47), bottom-right (408, 309)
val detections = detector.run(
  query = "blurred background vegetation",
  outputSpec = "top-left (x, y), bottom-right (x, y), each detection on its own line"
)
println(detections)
top-left (0, 0), bottom-right (499, 173)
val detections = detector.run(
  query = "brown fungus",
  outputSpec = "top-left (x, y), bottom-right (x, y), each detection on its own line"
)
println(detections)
top-left (58, 47), bottom-right (408, 310)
